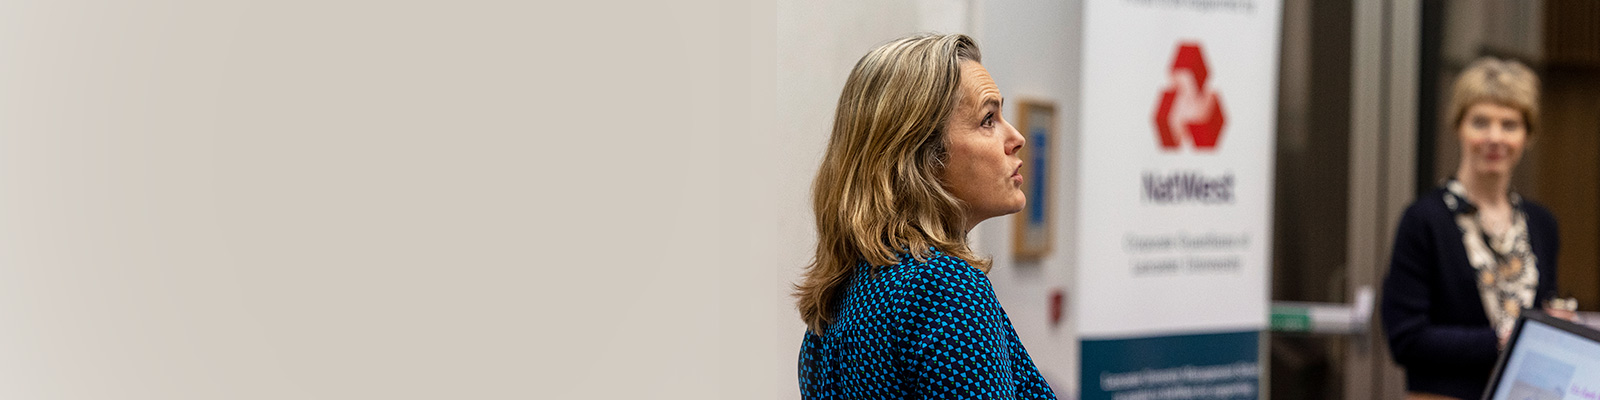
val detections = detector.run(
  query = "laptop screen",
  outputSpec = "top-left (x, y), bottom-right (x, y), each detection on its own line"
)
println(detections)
top-left (1484, 313), bottom-right (1600, 400)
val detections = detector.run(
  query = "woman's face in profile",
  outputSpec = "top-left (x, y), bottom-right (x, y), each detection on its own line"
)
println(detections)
top-left (941, 61), bottom-right (1027, 230)
top-left (1458, 101), bottom-right (1526, 178)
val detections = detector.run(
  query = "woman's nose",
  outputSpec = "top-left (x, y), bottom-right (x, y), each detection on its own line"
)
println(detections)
top-left (1006, 123), bottom-right (1025, 155)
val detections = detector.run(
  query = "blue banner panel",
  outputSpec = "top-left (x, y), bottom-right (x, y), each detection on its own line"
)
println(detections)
top-left (1081, 331), bottom-right (1260, 400)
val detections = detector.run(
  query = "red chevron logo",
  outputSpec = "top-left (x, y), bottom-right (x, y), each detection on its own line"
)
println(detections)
top-left (1153, 42), bottom-right (1226, 151)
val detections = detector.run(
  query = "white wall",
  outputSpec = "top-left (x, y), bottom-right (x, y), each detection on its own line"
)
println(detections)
top-left (0, 1), bottom-right (774, 399)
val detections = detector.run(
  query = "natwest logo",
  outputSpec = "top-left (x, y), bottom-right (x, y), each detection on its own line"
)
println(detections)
top-left (1153, 42), bottom-right (1226, 151)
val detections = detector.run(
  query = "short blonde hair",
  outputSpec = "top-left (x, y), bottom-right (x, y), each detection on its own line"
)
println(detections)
top-left (1448, 57), bottom-right (1541, 136)
top-left (794, 33), bottom-right (985, 334)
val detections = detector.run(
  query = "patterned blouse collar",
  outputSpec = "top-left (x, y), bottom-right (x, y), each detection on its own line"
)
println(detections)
top-left (1442, 178), bottom-right (1523, 215)
top-left (1441, 177), bottom-right (1538, 339)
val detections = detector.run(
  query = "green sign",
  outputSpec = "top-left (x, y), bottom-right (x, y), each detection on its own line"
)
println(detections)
top-left (1270, 307), bottom-right (1311, 332)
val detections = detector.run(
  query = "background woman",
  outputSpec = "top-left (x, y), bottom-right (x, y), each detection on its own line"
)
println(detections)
top-left (793, 34), bottom-right (1055, 399)
top-left (1381, 57), bottom-right (1570, 400)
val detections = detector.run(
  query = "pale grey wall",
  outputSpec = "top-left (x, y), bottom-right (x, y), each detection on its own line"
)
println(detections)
top-left (0, 1), bottom-right (773, 398)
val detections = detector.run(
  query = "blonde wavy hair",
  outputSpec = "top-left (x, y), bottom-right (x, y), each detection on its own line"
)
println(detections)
top-left (795, 34), bottom-right (988, 334)
top-left (1448, 57), bottom-right (1541, 136)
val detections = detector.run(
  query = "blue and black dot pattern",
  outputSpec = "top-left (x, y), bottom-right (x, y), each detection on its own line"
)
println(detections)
top-left (799, 250), bottom-right (1056, 399)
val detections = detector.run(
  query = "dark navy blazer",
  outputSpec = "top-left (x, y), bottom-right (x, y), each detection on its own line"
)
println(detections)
top-left (1381, 187), bottom-right (1559, 400)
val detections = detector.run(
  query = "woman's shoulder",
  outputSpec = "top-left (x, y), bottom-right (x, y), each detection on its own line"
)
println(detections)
top-left (869, 249), bottom-right (989, 294)
top-left (1517, 198), bottom-right (1560, 241)
top-left (880, 251), bottom-right (1001, 315)
top-left (897, 249), bottom-right (983, 277)
top-left (1393, 187), bottom-right (1454, 225)
top-left (1519, 198), bottom-right (1557, 223)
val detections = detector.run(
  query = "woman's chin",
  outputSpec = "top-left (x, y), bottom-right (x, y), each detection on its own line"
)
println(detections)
top-left (1005, 200), bottom-right (1027, 216)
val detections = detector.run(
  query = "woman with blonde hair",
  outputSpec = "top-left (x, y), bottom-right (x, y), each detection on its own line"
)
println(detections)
top-left (794, 33), bottom-right (1055, 399)
top-left (1382, 57), bottom-right (1571, 400)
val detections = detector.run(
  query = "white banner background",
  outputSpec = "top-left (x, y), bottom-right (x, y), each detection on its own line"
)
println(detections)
top-left (1073, 0), bottom-right (1282, 339)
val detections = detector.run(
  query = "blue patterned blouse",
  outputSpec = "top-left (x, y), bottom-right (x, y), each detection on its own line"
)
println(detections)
top-left (799, 250), bottom-right (1057, 399)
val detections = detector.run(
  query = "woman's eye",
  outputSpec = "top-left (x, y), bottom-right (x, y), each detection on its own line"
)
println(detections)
top-left (981, 113), bottom-right (995, 128)
top-left (1471, 117), bottom-right (1490, 129)
top-left (1503, 120), bottom-right (1523, 132)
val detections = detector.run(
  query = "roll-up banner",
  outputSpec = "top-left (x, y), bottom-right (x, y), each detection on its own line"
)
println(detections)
top-left (1073, 0), bottom-right (1281, 399)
